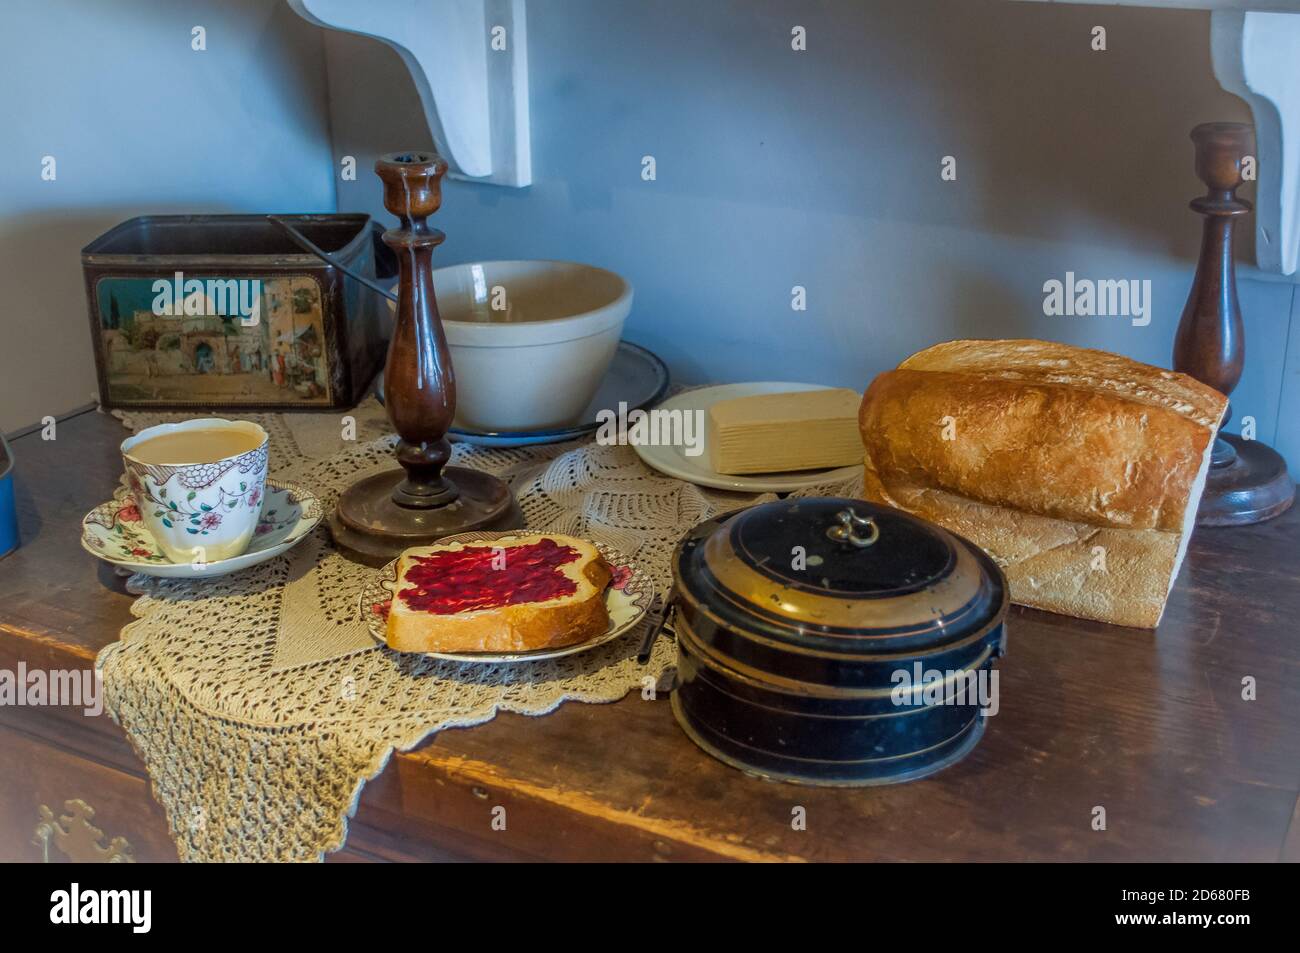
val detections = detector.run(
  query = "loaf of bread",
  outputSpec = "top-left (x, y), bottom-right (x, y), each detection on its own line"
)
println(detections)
top-left (386, 534), bottom-right (612, 653)
top-left (858, 339), bottom-right (1228, 628)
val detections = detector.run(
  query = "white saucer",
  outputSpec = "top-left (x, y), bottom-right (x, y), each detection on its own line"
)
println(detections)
top-left (632, 382), bottom-right (861, 492)
top-left (81, 480), bottom-right (322, 579)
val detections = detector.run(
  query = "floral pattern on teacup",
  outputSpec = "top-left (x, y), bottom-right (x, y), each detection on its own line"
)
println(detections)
top-left (125, 445), bottom-right (269, 492)
top-left (82, 482), bottom-right (316, 568)
top-left (134, 477), bottom-right (264, 538)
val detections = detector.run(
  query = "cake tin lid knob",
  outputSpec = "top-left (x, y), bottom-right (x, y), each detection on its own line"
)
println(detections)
top-left (825, 508), bottom-right (879, 548)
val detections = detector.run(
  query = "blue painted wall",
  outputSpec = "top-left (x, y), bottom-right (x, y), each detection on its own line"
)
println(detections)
top-left (328, 0), bottom-right (1297, 476)
top-left (0, 0), bottom-right (335, 432)
top-left (3, 0), bottom-right (1295, 480)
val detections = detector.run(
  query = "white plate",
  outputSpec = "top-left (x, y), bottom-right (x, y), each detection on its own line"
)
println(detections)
top-left (632, 382), bottom-right (861, 492)
top-left (80, 480), bottom-right (322, 579)
top-left (359, 531), bottom-right (654, 663)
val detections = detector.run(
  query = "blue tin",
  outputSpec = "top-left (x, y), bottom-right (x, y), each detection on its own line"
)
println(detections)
top-left (0, 433), bottom-right (17, 558)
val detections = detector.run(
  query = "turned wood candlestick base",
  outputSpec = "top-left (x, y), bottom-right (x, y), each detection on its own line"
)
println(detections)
top-left (1195, 434), bottom-right (1293, 525)
top-left (330, 467), bottom-right (520, 566)
top-left (329, 151), bottom-right (522, 566)
top-left (1174, 122), bottom-right (1294, 527)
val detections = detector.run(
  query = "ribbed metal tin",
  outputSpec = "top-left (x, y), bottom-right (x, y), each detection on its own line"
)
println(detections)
top-left (667, 497), bottom-right (1008, 786)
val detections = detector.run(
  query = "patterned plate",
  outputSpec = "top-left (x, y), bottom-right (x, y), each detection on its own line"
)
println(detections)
top-left (359, 531), bottom-right (655, 663)
top-left (81, 480), bottom-right (322, 579)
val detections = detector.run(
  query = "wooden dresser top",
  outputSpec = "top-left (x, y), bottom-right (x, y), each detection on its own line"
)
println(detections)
top-left (2, 409), bottom-right (1298, 861)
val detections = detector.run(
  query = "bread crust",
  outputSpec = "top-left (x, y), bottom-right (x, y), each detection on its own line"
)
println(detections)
top-left (386, 535), bottom-right (613, 654)
top-left (898, 338), bottom-right (1226, 428)
top-left (862, 462), bottom-right (1174, 628)
top-left (861, 368), bottom-right (1215, 532)
top-left (859, 339), bottom-right (1227, 628)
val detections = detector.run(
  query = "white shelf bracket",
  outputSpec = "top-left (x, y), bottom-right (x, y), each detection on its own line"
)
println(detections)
top-left (1212, 9), bottom-right (1300, 276)
top-left (288, 0), bottom-right (531, 187)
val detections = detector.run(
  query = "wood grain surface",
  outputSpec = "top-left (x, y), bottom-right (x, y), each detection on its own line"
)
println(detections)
top-left (1, 409), bottom-right (1297, 862)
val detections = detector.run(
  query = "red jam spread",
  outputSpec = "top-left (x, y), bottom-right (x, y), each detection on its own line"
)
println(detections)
top-left (397, 538), bottom-right (582, 614)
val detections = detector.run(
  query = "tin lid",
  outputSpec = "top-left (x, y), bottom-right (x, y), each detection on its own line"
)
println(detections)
top-left (673, 497), bottom-right (1006, 656)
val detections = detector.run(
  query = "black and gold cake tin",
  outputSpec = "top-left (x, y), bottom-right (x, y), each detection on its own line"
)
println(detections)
top-left (661, 497), bottom-right (1008, 786)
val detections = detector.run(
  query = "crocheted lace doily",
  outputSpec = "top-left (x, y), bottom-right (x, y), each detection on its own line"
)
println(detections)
top-left (100, 401), bottom-right (858, 861)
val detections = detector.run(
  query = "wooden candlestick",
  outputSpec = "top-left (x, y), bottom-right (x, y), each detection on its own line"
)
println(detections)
top-left (329, 152), bottom-right (522, 565)
top-left (1174, 122), bottom-right (1294, 526)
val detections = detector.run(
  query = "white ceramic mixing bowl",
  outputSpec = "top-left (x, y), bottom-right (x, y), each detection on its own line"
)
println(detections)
top-left (389, 260), bottom-right (632, 432)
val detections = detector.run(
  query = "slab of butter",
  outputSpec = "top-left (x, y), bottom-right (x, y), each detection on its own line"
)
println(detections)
top-left (707, 388), bottom-right (862, 475)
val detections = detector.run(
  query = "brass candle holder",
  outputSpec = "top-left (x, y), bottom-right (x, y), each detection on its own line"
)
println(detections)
top-left (329, 152), bottom-right (522, 565)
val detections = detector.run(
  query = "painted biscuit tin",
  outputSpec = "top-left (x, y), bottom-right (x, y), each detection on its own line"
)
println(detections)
top-left (82, 214), bottom-right (395, 412)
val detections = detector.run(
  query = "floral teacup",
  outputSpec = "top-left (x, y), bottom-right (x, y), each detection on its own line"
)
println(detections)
top-left (120, 418), bottom-right (269, 564)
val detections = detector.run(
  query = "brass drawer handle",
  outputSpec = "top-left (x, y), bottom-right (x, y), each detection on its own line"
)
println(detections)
top-left (33, 800), bottom-right (135, 863)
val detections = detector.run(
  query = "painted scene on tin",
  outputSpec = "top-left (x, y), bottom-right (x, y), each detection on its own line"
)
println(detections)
top-left (95, 275), bottom-right (332, 405)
